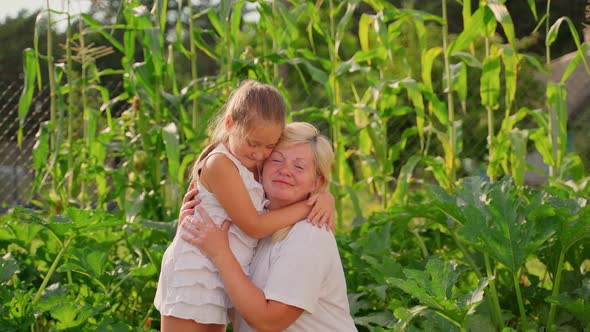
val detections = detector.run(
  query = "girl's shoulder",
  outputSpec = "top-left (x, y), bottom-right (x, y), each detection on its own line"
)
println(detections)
top-left (199, 144), bottom-right (241, 173)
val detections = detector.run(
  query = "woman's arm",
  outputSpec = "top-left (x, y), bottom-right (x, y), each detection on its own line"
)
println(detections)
top-left (182, 208), bottom-right (304, 331)
top-left (202, 154), bottom-right (328, 239)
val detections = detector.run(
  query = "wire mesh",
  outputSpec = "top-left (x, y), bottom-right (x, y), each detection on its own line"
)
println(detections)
top-left (0, 80), bottom-right (49, 207)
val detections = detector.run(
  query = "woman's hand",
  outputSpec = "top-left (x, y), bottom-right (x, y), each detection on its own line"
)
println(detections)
top-left (306, 192), bottom-right (335, 231)
top-left (181, 207), bottom-right (232, 262)
top-left (178, 181), bottom-right (200, 227)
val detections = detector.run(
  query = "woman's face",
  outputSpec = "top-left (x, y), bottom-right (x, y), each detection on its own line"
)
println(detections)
top-left (262, 143), bottom-right (321, 208)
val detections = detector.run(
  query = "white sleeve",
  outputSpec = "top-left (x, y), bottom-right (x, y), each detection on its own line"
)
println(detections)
top-left (262, 224), bottom-right (329, 314)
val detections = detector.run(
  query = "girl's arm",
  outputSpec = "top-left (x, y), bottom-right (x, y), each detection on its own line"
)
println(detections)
top-left (182, 209), bottom-right (304, 331)
top-left (201, 154), bottom-right (311, 239)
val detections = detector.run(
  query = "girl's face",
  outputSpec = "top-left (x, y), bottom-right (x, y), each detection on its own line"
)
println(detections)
top-left (262, 143), bottom-right (321, 208)
top-left (226, 121), bottom-right (283, 172)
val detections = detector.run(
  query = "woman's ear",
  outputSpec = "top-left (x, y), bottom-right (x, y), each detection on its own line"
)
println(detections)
top-left (311, 175), bottom-right (324, 193)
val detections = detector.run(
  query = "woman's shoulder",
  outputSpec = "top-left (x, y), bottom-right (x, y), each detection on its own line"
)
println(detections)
top-left (286, 221), bottom-right (337, 247)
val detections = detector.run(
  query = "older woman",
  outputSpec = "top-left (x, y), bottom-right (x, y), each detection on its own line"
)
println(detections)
top-left (182, 122), bottom-right (357, 331)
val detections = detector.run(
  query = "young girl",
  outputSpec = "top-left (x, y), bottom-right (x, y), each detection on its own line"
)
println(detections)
top-left (154, 80), bottom-right (333, 332)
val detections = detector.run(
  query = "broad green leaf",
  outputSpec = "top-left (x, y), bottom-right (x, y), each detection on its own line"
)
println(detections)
top-left (51, 302), bottom-right (96, 329)
top-left (449, 7), bottom-right (492, 54)
top-left (557, 204), bottom-right (590, 252)
top-left (142, 28), bottom-right (164, 79)
top-left (546, 17), bottom-right (590, 75)
top-left (166, 44), bottom-right (178, 94)
top-left (388, 258), bottom-right (490, 327)
top-left (59, 248), bottom-right (108, 278)
top-left (32, 122), bottom-right (50, 188)
top-left (207, 7), bottom-right (224, 38)
top-left (546, 291), bottom-right (590, 325)
top-left (447, 62), bottom-right (467, 112)
top-left (344, 185), bottom-right (364, 221)
top-left (17, 49), bottom-right (37, 147)
top-left (501, 46), bottom-right (518, 111)
top-left (355, 311), bottom-right (396, 330)
top-left (402, 78), bottom-right (425, 145)
top-left (561, 43), bottom-right (589, 83)
top-left (527, 0), bottom-right (538, 20)
top-left (275, 1), bottom-right (300, 47)
top-left (90, 141), bottom-right (107, 199)
top-left (337, 142), bottom-right (354, 186)
top-left (486, 0), bottom-right (516, 46)
top-left (366, 122), bottom-right (386, 168)
top-left (219, 0), bottom-right (232, 26)
top-left (546, 82), bottom-right (567, 171)
top-left (0, 254), bottom-right (19, 284)
top-left (230, 0), bottom-right (244, 48)
top-left (33, 12), bottom-right (42, 90)
top-left (130, 263), bottom-right (157, 277)
top-left (451, 51), bottom-right (482, 68)
top-left (152, 0), bottom-right (168, 39)
top-left (374, 12), bottom-right (392, 62)
top-left (390, 155), bottom-right (420, 206)
top-left (530, 128), bottom-right (554, 166)
top-left (423, 157), bottom-right (451, 190)
top-left (162, 122), bottom-right (180, 185)
top-left (36, 283), bottom-right (68, 313)
top-left (421, 47), bottom-right (442, 91)
top-left (480, 54), bottom-right (501, 110)
top-left (509, 129), bottom-right (528, 187)
top-left (420, 89), bottom-right (448, 125)
top-left (192, 28), bottom-right (219, 62)
top-left (412, 15), bottom-right (427, 52)
top-left (457, 177), bottom-right (557, 273)
top-left (462, 0), bottom-right (472, 27)
top-left (335, 2), bottom-right (357, 53)
top-left (393, 305), bottom-right (429, 332)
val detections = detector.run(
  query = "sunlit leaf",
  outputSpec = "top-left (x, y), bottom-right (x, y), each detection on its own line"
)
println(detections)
top-left (388, 258), bottom-right (490, 328)
top-left (480, 54), bottom-right (501, 110)
top-left (17, 49), bottom-right (37, 147)
top-left (509, 129), bottom-right (528, 187)
top-left (486, 0), bottom-right (516, 46)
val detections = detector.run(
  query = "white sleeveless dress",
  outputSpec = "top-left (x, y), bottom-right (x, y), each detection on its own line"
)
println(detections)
top-left (154, 144), bottom-right (267, 324)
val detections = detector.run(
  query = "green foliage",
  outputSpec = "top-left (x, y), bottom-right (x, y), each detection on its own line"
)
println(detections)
top-left (390, 259), bottom-right (491, 330)
top-left (9, 0), bottom-right (590, 330)
top-left (342, 177), bottom-right (590, 331)
top-left (0, 207), bottom-right (173, 330)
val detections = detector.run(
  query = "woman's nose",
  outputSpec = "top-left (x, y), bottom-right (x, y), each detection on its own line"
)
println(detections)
top-left (277, 164), bottom-right (292, 176)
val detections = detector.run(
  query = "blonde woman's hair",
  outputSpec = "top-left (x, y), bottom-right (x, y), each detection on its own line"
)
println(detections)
top-left (192, 80), bottom-right (286, 178)
top-left (272, 122), bottom-right (335, 241)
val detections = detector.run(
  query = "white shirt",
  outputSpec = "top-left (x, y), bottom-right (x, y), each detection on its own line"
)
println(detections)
top-left (234, 221), bottom-right (357, 332)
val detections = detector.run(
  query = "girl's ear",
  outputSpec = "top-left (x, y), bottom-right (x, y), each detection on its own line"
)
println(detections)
top-left (224, 114), bottom-right (234, 128)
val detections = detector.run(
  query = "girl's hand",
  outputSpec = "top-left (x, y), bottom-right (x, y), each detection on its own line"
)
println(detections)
top-left (178, 181), bottom-right (200, 227)
top-left (306, 192), bottom-right (335, 231)
top-left (181, 207), bottom-right (232, 262)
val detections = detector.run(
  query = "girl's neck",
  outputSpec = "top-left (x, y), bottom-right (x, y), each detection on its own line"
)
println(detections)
top-left (267, 199), bottom-right (291, 211)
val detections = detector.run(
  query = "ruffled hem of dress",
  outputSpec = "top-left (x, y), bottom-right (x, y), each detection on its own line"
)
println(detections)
top-left (169, 268), bottom-right (225, 289)
top-left (155, 301), bottom-right (230, 325)
top-left (167, 286), bottom-right (227, 307)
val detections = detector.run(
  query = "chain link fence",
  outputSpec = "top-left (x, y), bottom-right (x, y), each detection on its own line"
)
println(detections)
top-left (0, 80), bottom-right (49, 207)
top-left (0, 78), bottom-right (587, 208)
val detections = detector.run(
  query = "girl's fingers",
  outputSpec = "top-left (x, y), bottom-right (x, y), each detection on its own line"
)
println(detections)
top-left (182, 189), bottom-right (199, 203)
top-left (329, 216), bottom-right (335, 231)
top-left (306, 194), bottom-right (318, 206)
top-left (308, 207), bottom-right (320, 224)
top-left (220, 220), bottom-right (231, 231)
